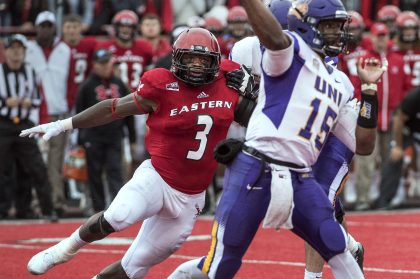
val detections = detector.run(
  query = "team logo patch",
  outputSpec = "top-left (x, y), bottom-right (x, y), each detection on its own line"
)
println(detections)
top-left (197, 91), bottom-right (209, 99)
top-left (166, 82), bottom-right (179, 91)
top-left (360, 102), bottom-right (372, 119)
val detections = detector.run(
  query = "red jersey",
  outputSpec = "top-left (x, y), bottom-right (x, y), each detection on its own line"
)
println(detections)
top-left (97, 39), bottom-right (153, 91)
top-left (66, 36), bottom-right (97, 109)
top-left (219, 36), bottom-right (238, 59)
top-left (151, 38), bottom-right (172, 64)
top-left (136, 60), bottom-right (240, 194)
top-left (393, 45), bottom-right (420, 91)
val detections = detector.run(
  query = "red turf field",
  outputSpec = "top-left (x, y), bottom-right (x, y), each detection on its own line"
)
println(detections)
top-left (1, 210), bottom-right (420, 278)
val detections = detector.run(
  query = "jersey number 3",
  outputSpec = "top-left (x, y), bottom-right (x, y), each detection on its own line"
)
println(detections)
top-left (187, 115), bottom-right (214, 160)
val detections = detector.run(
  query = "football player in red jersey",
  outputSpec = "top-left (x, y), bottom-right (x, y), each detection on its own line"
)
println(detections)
top-left (62, 14), bottom-right (97, 110)
top-left (377, 5), bottom-right (401, 39)
top-left (219, 6), bottom-right (251, 58)
top-left (97, 10), bottom-right (154, 92)
top-left (393, 11), bottom-right (420, 91)
top-left (22, 27), bottom-right (256, 279)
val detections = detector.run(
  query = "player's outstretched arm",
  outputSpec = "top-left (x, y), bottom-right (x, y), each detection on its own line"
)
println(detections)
top-left (355, 57), bottom-right (388, 155)
top-left (20, 93), bottom-right (155, 140)
top-left (240, 0), bottom-right (290, 50)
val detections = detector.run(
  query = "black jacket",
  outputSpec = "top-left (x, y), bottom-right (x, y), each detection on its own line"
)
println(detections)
top-left (75, 73), bottom-right (136, 144)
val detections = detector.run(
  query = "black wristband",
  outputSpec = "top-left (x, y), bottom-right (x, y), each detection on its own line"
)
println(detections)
top-left (357, 93), bottom-right (378, 128)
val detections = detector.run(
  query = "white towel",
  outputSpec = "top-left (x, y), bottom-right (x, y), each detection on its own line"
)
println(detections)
top-left (262, 165), bottom-right (294, 230)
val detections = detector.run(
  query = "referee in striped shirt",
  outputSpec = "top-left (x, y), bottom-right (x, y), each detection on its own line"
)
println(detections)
top-left (0, 34), bottom-right (55, 220)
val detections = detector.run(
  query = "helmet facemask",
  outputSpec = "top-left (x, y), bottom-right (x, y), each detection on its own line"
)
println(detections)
top-left (172, 48), bottom-right (220, 86)
top-left (115, 24), bottom-right (136, 43)
top-left (399, 26), bottom-right (418, 43)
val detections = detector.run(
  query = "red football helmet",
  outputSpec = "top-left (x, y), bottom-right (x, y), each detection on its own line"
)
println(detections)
top-left (112, 10), bottom-right (139, 42)
top-left (348, 11), bottom-right (365, 29)
top-left (171, 28), bottom-right (221, 86)
top-left (396, 11), bottom-right (419, 43)
top-left (227, 6), bottom-right (248, 23)
top-left (112, 10), bottom-right (139, 26)
top-left (204, 16), bottom-right (225, 35)
top-left (377, 5), bottom-right (401, 22)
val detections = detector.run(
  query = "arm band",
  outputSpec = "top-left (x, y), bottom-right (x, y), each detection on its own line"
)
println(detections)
top-left (357, 93), bottom-right (378, 128)
top-left (234, 97), bottom-right (256, 127)
top-left (111, 98), bottom-right (123, 119)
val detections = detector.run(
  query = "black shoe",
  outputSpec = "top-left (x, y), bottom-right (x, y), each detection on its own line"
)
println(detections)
top-left (354, 243), bottom-right (365, 273)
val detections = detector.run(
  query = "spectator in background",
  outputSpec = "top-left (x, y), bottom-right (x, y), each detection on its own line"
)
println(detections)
top-left (8, 0), bottom-right (50, 29)
top-left (0, 34), bottom-right (55, 220)
top-left (25, 11), bottom-right (72, 217)
top-left (139, 13), bottom-right (171, 66)
top-left (140, 0), bottom-right (173, 34)
top-left (204, 5), bottom-right (228, 27)
top-left (57, 0), bottom-right (94, 33)
top-left (97, 10), bottom-right (153, 92)
top-left (219, 6), bottom-right (251, 58)
top-left (354, 22), bottom-right (410, 211)
top-left (62, 14), bottom-right (97, 110)
top-left (171, 0), bottom-right (206, 27)
top-left (100, 0), bottom-right (173, 34)
top-left (394, 11), bottom-right (420, 91)
top-left (377, 5), bottom-right (401, 39)
top-left (204, 16), bottom-right (226, 42)
top-left (75, 48), bottom-right (135, 212)
top-left (88, 0), bottom-right (115, 35)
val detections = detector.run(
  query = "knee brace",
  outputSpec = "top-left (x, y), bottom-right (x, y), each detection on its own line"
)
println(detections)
top-left (318, 219), bottom-right (347, 260)
top-left (79, 211), bottom-right (115, 242)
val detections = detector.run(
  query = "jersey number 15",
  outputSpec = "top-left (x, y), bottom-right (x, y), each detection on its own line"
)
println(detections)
top-left (298, 98), bottom-right (338, 151)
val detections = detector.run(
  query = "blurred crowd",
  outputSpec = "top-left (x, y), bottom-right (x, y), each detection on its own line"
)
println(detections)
top-left (0, 0), bottom-right (419, 221)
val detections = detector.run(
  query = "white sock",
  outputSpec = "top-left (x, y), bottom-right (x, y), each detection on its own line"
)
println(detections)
top-left (328, 251), bottom-right (364, 279)
top-left (304, 269), bottom-right (322, 279)
top-left (65, 228), bottom-right (88, 254)
top-left (347, 234), bottom-right (358, 256)
top-left (168, 257), bottom-right (208, 279)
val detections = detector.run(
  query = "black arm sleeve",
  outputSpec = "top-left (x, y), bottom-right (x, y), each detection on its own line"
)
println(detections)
top-left (234, 97), bottom-right (257, 127)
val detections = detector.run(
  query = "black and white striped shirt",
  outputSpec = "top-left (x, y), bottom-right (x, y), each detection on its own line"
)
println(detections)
top-left (0, 63), bottom-right (41, 122)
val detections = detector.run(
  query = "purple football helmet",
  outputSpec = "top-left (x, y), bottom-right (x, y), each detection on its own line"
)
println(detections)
top-left (287, 0), bottom-right (350, 57)
top-left (268, 0), bottom-right (292, 30)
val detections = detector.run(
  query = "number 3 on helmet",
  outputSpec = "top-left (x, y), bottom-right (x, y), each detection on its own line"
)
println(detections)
top-left (171, 28), bottom-right (221, 86)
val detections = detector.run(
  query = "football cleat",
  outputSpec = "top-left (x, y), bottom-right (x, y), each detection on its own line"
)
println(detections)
top-left (27, 240), bottom-right (76, 275)
top-left (353, 242), bottom-right (365, 273)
